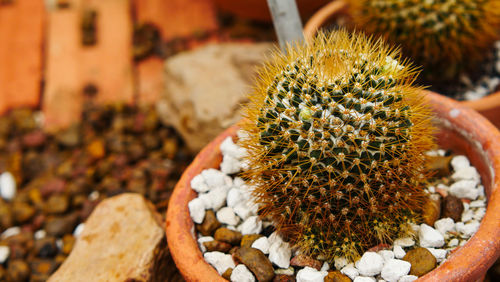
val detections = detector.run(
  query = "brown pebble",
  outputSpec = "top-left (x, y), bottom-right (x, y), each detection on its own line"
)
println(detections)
top-left (273, 274), bottom-right (296, 282)
top-left (426, 155), bottom-right (452, 177)
top-left (7, 259), bottom-right (30, 281)
top-left (241, 234), bottom-right (263, 248)
top-left (196, 210), bottom-right (221, 236)
top-left (324, 270), bottom-right (351, 282)
top-left (441, 195), bottom-right (464, 222)
top-left (222, 267), bottom-right (233, 280)
top-left (203, 240), bottom-right (233, 253)
top-left (44, 194), bottom-right (69, 214)
top-left (290, 254), bottom-right (322, 270)
top-left (403, 247), bottom-right (437, 276)
top-left (34, 237), bottom-right (58, 258)
top-left (0, 200), bottom-right (13, 229)
top-left (422, 195), bottom-right (441, 226)
top-left (40, 178), bottom-right (66, 197)
top-left (30, 258), bottom-right (58, 280)
top-left (12, 201), bottom-right (36, 223)
top-left (86, 139), bottom-right (106, 160)
top-left (234, 247), bottom-right (275, 282)
top-left (45, 213), bottom-right (78, 237)
top-left (62, 234), bottom-right (75, 255)
top-left (0, 265), bottom-right (5, 281)
top-left (214, 227), bottom-right (242, 245)
top-left (22, 130), bottom-right (46, 148)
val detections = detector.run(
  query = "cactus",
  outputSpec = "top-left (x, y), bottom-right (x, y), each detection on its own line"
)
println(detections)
top-left (239, 30), bottom-right (436, 261)
top-left (349, 0), bottom-right (500, 80)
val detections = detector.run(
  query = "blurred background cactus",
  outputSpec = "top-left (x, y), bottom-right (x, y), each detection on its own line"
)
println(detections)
top-left (239, 29), bottom-right (436, 261)
top-left (349, 0), bottom-right (500, 82)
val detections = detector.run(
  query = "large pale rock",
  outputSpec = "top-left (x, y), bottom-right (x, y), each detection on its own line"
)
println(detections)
top-left (49, 193), bottom-right (173, 281)
top-left (157, 43), bottom-right (274, 152)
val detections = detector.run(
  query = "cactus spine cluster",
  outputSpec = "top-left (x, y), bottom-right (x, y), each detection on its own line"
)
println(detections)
top-left (239, 30), bottom-right (436, 261)
top-left (349, 0), bottom-right (500, 80)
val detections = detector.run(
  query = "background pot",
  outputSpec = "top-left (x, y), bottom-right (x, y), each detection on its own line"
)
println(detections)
top-left (303, 0), bottom-right (500, 129)
top-left (166, 91), bottom-right (500, 281)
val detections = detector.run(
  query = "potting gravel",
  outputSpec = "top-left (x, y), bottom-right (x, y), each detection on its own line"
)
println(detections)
top-left (189, 135), bottom-right (488, 282)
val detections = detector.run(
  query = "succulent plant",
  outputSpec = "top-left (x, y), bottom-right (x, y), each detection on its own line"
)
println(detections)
top-left (349, 0), bottom-right (500, 80)
top-left (239, 30), bottom-right (436, 261)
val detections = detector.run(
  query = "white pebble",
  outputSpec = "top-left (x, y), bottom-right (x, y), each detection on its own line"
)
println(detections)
top-left (251, 237), bottom-right (270, 254)
top-left (275, 267), bottom-right (294, 275)
top-left (221, 155), bottom-right (241, 174)
top-left (216, 207), bottom-right (240, 226)
top-left (452, 167), bottom-right (480, 182)
top-left (434, 218), bottom-right (455, 235)
top-left (321, 261), bottom-right (330, 271)
top-left (448, 238), bottom-right (459, 247)
top-left (394, 237), bottom-right (415, 247)
top-left (197, 236), bottom-right (214, 253)
top-left (191, 174), bottom-right (209, 193)
top-left (341, 264), bottom-right (359, 280)
top-left (449, 180), bottom-right (479, 200)
top-left (334, 256), bottom-right (348, 270)
top-left (399, 275), bottom-right (418, 282)
top-left (461, 209), bottom-right (474, 222)
top-left (202, 186), bottom-right (229, 211)
top-left (188, 198), bottom-right (206, 224)
top-left (451, 155), bottom-right (470, 171)
top-left (238, 216), bottom-right (262, 235)
top-left (204, 251), bottom-right (236, 275)
top-left (0, 245), bottom-right (10, 264)
top-left (296, 266), bottom-right (328, 282)
top-left (233, 202), bottom-right (256, 221)
top-left (456, 221), bottom-right (480, 237)
top-left (230, 264), bottom-right (255, 282)
top-left (426, 248), bottom-right (447, 262)
top-left (477, 185), bottom-right (485, 197)
top-left (88, 191), bottom-right (99, 201)
top-left (380, 259), bottom-right (411, 282)
top-left (56, 239), bottom-right (63, 250)
top-left (220, 136), bottom-right (246, 159)
top-left (469, 200), bottom-right (486, 208)
top-left (355, 252), bottom-right (384, 276)
top-left (226, 188), bottom-right (243, 208)
top-left (353, 277), bottom-right (376, 282)
top-left (232, 177), bottom-right (245, 188)
top-left (34, 230), bottom-right (47, 240)
top-left (1, 226), bottom-right (21, 239)
top-left (473, 208), bottom-right (486, 221)
top-left (419, 224), bottom-right (445, 248)
top-left (378, 250), bottom-right (394, 262)
top-left (393, 245), bottom-right (406, 259)
top-left (201, 169), bottom-right (232, 189)
top-left (73, 223), bottom-right (85, 237)
top-left (269, 240), bottom-right (292, 268)
top-left (0, 172), bottom-right (16, 200)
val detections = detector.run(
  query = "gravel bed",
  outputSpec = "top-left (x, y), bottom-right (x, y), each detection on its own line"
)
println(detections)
top-left (189, 135), bottom-right (487, 282)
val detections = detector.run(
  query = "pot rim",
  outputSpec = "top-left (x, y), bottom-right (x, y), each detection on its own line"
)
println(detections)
top-left (166, 91), bottom-right (500, 282)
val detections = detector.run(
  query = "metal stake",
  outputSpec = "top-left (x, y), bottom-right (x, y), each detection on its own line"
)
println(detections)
top-left (267, 0), bottom-right (305, 52)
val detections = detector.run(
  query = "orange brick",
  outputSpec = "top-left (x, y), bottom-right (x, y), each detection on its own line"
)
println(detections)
top-left (0, 0), bottom-right (45, 114)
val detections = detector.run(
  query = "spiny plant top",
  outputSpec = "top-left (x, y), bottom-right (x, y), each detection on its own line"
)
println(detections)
top-left (239, 30), bottom-right (436, 261)
top-left (349, 0), bottom-right (500, 80)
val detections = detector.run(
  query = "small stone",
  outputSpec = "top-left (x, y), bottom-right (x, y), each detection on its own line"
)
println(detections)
top-left (0, 172), bottom-right (16, 200)
top-left (214, 227), bottom-right (242, 245)
top-left (233, 202), bottom-right (255, 220)
top-left (238, 216), bottom-right (262, 235)
top-left (230, 264), bottom-right (256, 282)
top-left (340, 264), bottom-right (359, 280)
top-left (461, 209), bottom-right (474, 222)
top-left (241, 234), bottom-right (262, 248)
top-left (434, 218), bottom-right (455, 235)
top-left (191, 174), bottom-right (209, 193)
top-left (321, 262), bottom-right (330, 271)
top-left (456, 221), bottom-right (480, 237)
top-left (217, 207), bottom-right (240, 226)
top-left (403, 248), bottom-right (437, 276)
top-left (86, 139), bottom-right (106, 160)
top-left (469, 200), bottom-right (486, 208)
top-left (393, 245), bottom-right (406, 259)
top-left (441, 195), bottom-right (464, 222)
top-left (450, 155), bottom-right (470, 171)
top-left (201, 169), bottom-right (231, 189)
top-left (422, 196), bottom-right (441, 226)
top-left (203, 240), bottom-right (233, 253)
top-left (473, 207), bottom-right (486, 221)
top-left (222, 268), bottom-right (233, 280)
top-left (324, 270), bottom-right (351, 282)
top-left (188, 198), bottom-right (206, 224)
top-left (275, 267), bottom-right (294, 276)
top-left (273, 274), bottom-right (296, 282)
top-left (204, 251), bottom-right (236, 275)
top-left (234, 247), bottom-right (275, 282)
top-left (269, 239), bottom-right (292, 269)
top-left (44, 194), bottom-right (69, 214)
top-left (394, 237), bottom-right (415, 248)
top-left (34, 237), bottom-right (58, 258)
top-left (398, 275), bottom-right (418, 282)
top-left (448, 238), bottom-right (459, 247)
top-left (419, 224), bottom-right (445, 248)
top-left (22, 130), bottom-right (46, 148)
top-left (381, 259), bottom-right (411, 282)
top-left (220, 137), bottom-right (246, 159)
top-left (290, 254), bottom-right (322, 270)
top-left (1, 226), bottom-right (21, 239)
top-left (252, 236), bottom-right (270, 254)
top-left (196, 210), bottom-right (221, 236)
top-left (221, 155), bottom-right (241, 174)
top-left (201, 186), bottom-right (229, 211)
top-left (451, 167), bottom-right (480, 182)
top-left (73, 223), bottom-right (85, 237)
top-left (295, 267), bottom-right (328, 282)
top-left (425, 155), bottom-right (452, 177)
top-left (449, 180), bottom-right (478, 200)
top-left (62, 234), bottom-right (75, 255)
top-left (12, 201), bottom-right (36, 223)
top-left (355, 252), bottom-right (384, 276)
top-left (7, 259), bottom-right (30, 281)
top-left (334, 257), bottom-right (348, 270)
top-left (45, 213), bottom-right (78, 237)
top-left (30, 259), bottom-right (58, 280)
top-left (0, 245), bottom-right (9, 263)
top-left (198, 236), bottom-right (214, 253)
top-left (227, 188), bottom-right (243, 208)
top-left (425, 248), bottom-right (447, 262)
top-left (353, 277), bottom-right (375, 282)
top-left (378, 250), bottom-right (394, 262)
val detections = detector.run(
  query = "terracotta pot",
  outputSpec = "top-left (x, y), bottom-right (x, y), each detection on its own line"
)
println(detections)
top-left (303, 0), bottom-right (500, 129)
top-left (212, 0), bottom-right (330, 22)
top-left (166, 91), bottom-right (500, 281)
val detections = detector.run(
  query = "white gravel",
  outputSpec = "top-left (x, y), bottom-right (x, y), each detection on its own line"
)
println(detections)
top-left (355, 252), bottom-right (384, 276)
top-left (393, 245), bottom-right (406, 259)
top-left (380, 259), bottom-right (411, 282)
top-left (252, 236), bottom-right (270, 254)
top-left (449, 180), bottom-right (479, 200)
top-left (0, 172), bottom-right (16, 200)
top-left (238, 215), bottom-right (262, 235)
top-left (393, 237), bottom-right (415, 247)
top-left (0, 245), bottom-right (10, 264)
top-left (1, 226), bottom-right (21, 239)
top-left (216, 207), bottom-right (240, 226)
top-left (341, 263), bottom-right (359, 280)
top-left (419, 224), bottom-right (445, 248)
top-left (73, 223), bottom-right (85, 238)
top-left (296, 267), bottom-right (328, 282)
top-left (353, 277), bottom-right (376, 282)
top-left (188, 198), bottom-right (206, 224)
top-left (269, 239), bottom-right (292, 269)
top-left (230, 264), bottom-right (255, 282)
top-left (378, 250), bottom-right (395, 262)
top-left (399, 275), bottom-right (418, 282)
top-left (434, 218), bottom-right (455, 235)
top-left (204, 251), bottom-right (235, 275)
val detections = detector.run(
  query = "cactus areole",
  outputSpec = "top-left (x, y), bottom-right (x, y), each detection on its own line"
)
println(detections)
top-left (239, 30), bottom-right (436, 261)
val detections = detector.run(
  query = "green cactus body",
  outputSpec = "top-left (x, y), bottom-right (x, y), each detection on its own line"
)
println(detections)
top-left (349, 0), bottom-right (500, 80)
top-left (240, 30), bottom-right (435, 261)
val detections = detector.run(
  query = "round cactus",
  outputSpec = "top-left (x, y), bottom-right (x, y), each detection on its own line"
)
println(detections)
top-left (349, 0), bottom-right (500, 80)
top-left (239, 30), bottom-right (436, 261)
